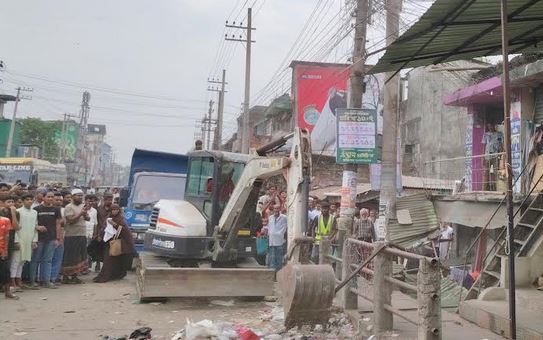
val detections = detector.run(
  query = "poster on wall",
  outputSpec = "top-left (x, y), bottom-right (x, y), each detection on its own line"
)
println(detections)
top-left (511, 101), bottom-right (522, 193)
top-left (292, 61), bottom-right (384, 154)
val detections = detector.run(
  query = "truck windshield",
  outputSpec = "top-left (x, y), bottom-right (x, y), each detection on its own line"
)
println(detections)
top-left (132, 175), bottom-right (186, 210)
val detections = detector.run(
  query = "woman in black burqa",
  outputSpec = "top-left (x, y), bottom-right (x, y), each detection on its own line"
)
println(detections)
top-left (93, 204), bottom-right (134, 283)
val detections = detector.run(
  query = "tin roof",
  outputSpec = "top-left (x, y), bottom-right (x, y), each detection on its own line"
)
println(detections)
top-left (387, 193), bottom-right (439, 248)
top-left (370, 0), bottom-right (543, 75)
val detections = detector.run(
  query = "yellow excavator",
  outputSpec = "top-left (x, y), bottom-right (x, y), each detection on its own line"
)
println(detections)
top-left (139, 128), bottom-right (336, 328)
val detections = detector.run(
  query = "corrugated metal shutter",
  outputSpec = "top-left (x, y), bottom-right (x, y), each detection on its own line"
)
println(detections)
top-left (534, 87), bottom-right (543, 124)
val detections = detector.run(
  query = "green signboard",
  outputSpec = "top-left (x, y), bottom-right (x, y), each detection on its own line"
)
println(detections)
top-left (53, 121), bottom-right (79, 162)
top-left (336, 108), bottom-right (378, 164)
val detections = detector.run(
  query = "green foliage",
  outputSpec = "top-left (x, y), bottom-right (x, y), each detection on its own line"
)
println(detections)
top-left (19, 117), bottom-right (63, 162)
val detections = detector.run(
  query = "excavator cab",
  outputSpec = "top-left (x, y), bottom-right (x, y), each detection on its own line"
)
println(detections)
top-left (183, 152), bottom-right (247, 236)
top-left (182, 151), bottom-right (264, 263)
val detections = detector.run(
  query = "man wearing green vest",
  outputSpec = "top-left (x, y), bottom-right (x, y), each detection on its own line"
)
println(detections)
top-left (311, 201), bottom-right (337, 263)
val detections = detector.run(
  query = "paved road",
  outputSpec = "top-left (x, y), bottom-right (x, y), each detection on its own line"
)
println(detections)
top-left (0, 272), bottom-right (270, 340)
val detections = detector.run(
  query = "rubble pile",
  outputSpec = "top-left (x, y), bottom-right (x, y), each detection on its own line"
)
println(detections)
top-left (171, 302), bottom-right (356, 340)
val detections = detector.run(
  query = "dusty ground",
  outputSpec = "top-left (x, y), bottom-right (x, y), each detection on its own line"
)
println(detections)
top-left (0, 272), bottom-right (354, 340)
top-left (0, 272), bottom-right (274, 340)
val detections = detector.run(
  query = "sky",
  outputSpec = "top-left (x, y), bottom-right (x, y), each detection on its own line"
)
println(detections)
top-left (0, 0), bottom-right (430, 165)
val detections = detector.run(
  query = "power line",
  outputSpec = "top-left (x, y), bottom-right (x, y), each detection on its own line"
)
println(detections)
top-left (4, 70), bottom-right (206, 103)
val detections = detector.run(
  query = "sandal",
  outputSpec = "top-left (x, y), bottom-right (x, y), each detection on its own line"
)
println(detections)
top-left (5, 293), bottom-right (20, 300)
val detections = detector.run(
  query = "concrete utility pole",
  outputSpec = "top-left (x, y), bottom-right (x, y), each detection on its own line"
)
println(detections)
top-left (378, 0), bottom-right (403, 241)
top-left (5, 87), bottom-right (32, 157)
top-left (499, 1), bottom-right (516, 337)
top-left (337, 0), bottom-right (370, 293)
top-left (225, 8), bottom-right (255, 154)
top-left (208, 69), bottom-right (227, 150)
top-left (57, 113), bottom-right (68, 163)
top-left (202, 100), bottom-right (216, 150)
top-left (76, 91), bottom-right (90, 185)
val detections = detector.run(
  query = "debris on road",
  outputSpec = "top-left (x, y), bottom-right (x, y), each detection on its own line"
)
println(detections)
top-left (170, 302), bottom-right (355, 340)
top-left (129, 326), bottom-right (152, 339)
top-left (209, 299), bottom-right (235, 307)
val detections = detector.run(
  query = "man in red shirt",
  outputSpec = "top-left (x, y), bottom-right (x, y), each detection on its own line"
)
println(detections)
top-left (0, 214), bottom-right (17, 299)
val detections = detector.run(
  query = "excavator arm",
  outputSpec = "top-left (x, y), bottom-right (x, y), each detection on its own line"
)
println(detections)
top-left (212, 128), bottom-right (335, 329)
top-left (211, 128), bottom-right (312, 263)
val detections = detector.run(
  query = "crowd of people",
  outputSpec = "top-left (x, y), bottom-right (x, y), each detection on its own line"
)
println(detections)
top-left (255, 184), bottom-right (379, 271)
top-left (0, 182), bottom-right (134, 300)
top-left (255, 183), bottom-right (455, 272)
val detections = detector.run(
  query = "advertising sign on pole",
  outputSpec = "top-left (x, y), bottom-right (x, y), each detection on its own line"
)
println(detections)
top-left (336, 108), bottom-right (378, 164)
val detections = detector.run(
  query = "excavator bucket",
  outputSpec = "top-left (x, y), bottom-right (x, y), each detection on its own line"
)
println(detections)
top-left (278, 262), bottom-right (336, 329)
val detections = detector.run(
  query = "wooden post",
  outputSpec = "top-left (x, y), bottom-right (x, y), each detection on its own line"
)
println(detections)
top-left (417, 258), bottom-right (441, 340)
top-left (319, 237), bottom-right (331, 265)
top-left (341, 238), bottom-right (358, 310)
top-left (373, 241), bottom-right (393, 334)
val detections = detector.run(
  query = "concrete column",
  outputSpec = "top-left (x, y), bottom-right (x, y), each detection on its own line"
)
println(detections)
top-left (417, 258), bottom-right (441, 340)
top-left (341, 238), bottom-right (358, 310)
top-left (373, 241), bottom-right (393, 335)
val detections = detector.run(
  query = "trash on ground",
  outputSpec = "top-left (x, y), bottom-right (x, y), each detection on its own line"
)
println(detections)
top-left (129, 326), bottom-right (152, 340)
top-left (209, 299), bottom-right (235, 307)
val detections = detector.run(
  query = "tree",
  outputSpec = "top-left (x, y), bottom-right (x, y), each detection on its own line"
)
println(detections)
top-left (19, 117), bottom-right (62, 162)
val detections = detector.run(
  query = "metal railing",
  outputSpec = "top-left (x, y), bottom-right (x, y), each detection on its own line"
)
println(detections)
top-left (320, 237), bottom-right (441, 340)
top-left (457, 163), bottom-right (543, 304)
top-left (419, 152), bottom-right (507, 192)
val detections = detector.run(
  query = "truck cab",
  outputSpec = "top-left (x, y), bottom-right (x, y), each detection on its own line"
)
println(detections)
top-left (126, 171), bottom-right (186, 250)
top-left (125, 149), bottom-right (188, 252)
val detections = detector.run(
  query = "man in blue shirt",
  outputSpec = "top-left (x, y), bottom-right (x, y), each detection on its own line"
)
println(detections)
top-left (266, 204), bottom-right (287, 271)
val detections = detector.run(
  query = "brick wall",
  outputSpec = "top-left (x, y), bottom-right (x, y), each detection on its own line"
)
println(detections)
top-left (311, 155), bottom-right (370, 188)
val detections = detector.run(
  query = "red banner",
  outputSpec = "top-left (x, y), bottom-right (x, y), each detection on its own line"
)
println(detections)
top-left (293, 63), bottom-right (350, 132)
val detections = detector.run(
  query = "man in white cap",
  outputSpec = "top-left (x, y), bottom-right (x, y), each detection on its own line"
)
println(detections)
top-left (61, 188), bottom-right (90, 284)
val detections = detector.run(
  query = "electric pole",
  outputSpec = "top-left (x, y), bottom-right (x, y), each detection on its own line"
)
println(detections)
top-left (337, 0), bottom-right (369, 307)
top-left (201, 100), bottom-right (216, 150)
top-left (208, 69), bottom-right (227, 150)
top-left (225, 8), bottom-right (255, 153)
top-left (75, 91), bottom-right (90, 185)
top-left (5, 86), bottom-right (32, 157)
top-left (378, 0), bottom-right (403, 241)
top-left (57, 113), bottom-right (68, 163)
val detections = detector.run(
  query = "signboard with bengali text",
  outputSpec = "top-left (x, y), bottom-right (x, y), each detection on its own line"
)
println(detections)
top-left (336, 108), bottom-right (378, 164)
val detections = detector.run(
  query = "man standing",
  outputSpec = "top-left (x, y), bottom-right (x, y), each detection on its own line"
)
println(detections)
top-left (94, 192), bottom-right (113, 272)
top-left (353, 208), bottom-right (375, 242)
top-left (84, 194), bottom-right (98, 273)
top-left (307, 197), bottom-right (320, 235)
top-left (32, 188), bottom-right (47, 209)
top-left (0, 211), bottom-right (17, 299)
top-left (438, 222), bottom-right (454, 260)
top-left (31, 191), bottom-right (61, 289)
top-left (311, 201), bottom-right (336, 263)
top-left (11, 193), bottom-right (37, 290)
top-left (50, 192), bottom-right (65, 285)
top-left (62, 189), bottom-right (90, 284)
top-left (482, 123), bottom-right (503, 191)
top-left (62, 191), bottom-right (72, 207)
top-left (267, 204), bottom-right (287, 271)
